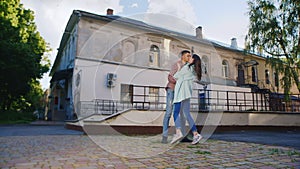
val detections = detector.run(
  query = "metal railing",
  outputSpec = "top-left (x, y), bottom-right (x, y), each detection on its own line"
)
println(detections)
top-left (196, 89), bottom-right (299, 112)
top-left (76, 85), bottom-right (300, 117)
top-left (195, 89), bottom-right (270, 111)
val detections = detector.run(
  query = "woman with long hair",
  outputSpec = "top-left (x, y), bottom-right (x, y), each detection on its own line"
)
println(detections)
top-left (170, 54), bottom-right (203, 144)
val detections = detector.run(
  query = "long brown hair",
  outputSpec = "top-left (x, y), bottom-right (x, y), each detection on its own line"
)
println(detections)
top-left (189, 54), bottom-right (202, 80)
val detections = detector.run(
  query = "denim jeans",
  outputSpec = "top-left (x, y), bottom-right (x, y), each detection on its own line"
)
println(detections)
top-left (162, 88), bottom-right (186, 137)
top-left (173, 98), bottom-right (197, 133)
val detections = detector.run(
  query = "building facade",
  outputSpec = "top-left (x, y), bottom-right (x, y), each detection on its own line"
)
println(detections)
top-left (48, 9), bottom-right (299, 121)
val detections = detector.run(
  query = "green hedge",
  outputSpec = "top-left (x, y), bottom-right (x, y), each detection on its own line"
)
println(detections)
top-left (0, 110), bottom-right (36, 124)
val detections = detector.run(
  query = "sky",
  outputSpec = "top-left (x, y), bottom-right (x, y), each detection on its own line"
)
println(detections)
top-left (20, 0), bottom-right (249, 90)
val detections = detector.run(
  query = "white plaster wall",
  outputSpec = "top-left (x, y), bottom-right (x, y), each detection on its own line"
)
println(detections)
top-left (74, 59), bottom-right (169, 101)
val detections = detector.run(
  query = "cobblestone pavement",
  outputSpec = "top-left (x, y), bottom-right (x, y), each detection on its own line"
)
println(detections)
top-left (1, 133), bottom-right (299, 169)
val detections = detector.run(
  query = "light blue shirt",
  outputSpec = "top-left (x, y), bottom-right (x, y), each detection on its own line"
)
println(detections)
top-left (173, 64), bottom-right (195, 103)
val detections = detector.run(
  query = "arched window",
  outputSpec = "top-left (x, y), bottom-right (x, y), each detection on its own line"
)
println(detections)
top-left (222, 60), bottom-right (229, 78)
top-left (274, 71), bottom-right (279, 87)
top-left (149, 45), bottom-right (160, 67)
top-left (265, 69), bottom-right (270, 84)
top-left (252, 66), bottom-right (257, 82)
top-left (202, 56), bottom-right (209, 75)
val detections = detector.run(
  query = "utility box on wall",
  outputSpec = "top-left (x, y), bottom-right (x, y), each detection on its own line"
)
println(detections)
top-left (106, 73), bottom-right (117, 87)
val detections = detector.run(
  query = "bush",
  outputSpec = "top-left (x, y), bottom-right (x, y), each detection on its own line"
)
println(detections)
top-left (0, 110), bottom-right (36, 124)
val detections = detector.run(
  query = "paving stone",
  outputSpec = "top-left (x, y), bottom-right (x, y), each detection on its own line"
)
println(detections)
top-left (0, 135), bottom-right (299, 168)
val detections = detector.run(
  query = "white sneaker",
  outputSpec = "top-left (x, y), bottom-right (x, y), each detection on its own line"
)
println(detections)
top-left (191, 134), bottom-right (203, 145)
top-left (170, 132), bottom-right (183, 144)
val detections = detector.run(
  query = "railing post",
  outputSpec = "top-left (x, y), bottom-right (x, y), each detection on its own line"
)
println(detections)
top-left (226, 91), bottom-right (229, 111)
top-left (144, 86), bottom-right (146, 110)
top-left (260, 93), bottom-right (264, 110)
top-left (207, 89), bottom-right (210, 108)
top-left (244, 92), bottom-right (246, 111)
top-left (216, 90), bottom-right (219, 109)
top-left (94, 100), bottom-right (97, 114)
top-left (252, 92), bottom-right (255, 110)
top-left (256, 92), bottom-right (259, 111)
top-left (235, 92), bottom-right (238, 109)
top-left (264, 93), bottom-right (267, 111)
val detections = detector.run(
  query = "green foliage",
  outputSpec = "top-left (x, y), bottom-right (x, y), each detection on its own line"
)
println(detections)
top-left (246, 0), bottom-right (300, 94)
top-left (194, 150), bottom-right (212, 155)
top-left (0, 0), bottom-right (50, 112)
top-left (0, 110), bottom-right (36, 124)
top-left (187, 145), bottom-right (202, 148)
top-left (26, 80), bottom-right (44, 109)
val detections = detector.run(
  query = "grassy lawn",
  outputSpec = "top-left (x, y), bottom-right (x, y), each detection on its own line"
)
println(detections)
top-left (0, 110), bottom-right (36, 124)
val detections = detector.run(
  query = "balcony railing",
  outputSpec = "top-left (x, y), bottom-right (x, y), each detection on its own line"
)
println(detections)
top-left (76, 85), bottom-right (300, 117)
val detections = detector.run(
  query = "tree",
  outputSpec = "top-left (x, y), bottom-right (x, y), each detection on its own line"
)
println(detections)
top-left (246, 0), bottom-right (300, 95)
top-left (0, 0), bottom-right (50, 111)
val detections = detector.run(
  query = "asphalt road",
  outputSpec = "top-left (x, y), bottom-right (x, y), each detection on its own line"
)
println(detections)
top-left (210, 130), bottom-right (300, 150)
top-left (0, 125), bottom-right (83, 136)
top-left (0, 125), bottom-right (299, 149)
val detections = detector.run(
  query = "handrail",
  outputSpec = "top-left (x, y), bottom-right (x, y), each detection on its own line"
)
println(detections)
top-left (76, 85), bottom-right (300, 117)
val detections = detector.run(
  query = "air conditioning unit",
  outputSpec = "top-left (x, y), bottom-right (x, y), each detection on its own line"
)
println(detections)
top-left (106, 73), bottom-right (117, 87)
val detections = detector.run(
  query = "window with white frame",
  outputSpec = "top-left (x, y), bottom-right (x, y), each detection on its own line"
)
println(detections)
top-left (252, 66), bottom-right (258, 82)
top-left (149, 45), bottom-right (160, 67)
top-left (222, 60), bottom-right (229, 78)
top-left (265, 69), bottom-right (270, 84)
top-left (202, 55), bottom-right (209, 75)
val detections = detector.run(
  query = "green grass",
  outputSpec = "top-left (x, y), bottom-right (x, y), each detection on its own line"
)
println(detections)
top-left (187, 145), bottom-right (202, 148)
top-left (194, 150), bottom-right (212, 155)
top-left (287, 150), bottom-right (300, 156)
top-left (268, 148), bottom-right (300, 156)
top-left (0, 110), bottom-right (36, 124)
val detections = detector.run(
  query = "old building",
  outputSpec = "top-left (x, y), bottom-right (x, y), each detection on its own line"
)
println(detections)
top-left (49, 9), bottom-right (299, 121)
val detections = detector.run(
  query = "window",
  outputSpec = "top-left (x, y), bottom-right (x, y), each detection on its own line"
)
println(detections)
top-left (222, 60), bottom-right (229, 77)
top-left (274, 72), bottom-right (279, 87)
top-left (202, 56), bottom-right (209, 75)
top-left (265, 69), bottom-right (270, 84)
top-left (149, 45), bottom-right (160, 67)
top-left (252, 66), bottom-right (257, 82)
top-left (123, 41), bottom-right (135, 64)
top-left (120, 84), bottom-right (133, 102)
top-left (149, 87), bottom-right (159, 103)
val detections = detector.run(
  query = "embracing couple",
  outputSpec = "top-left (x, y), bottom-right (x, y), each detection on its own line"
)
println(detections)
top-left (162, 50), bottom-right (203, 145)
